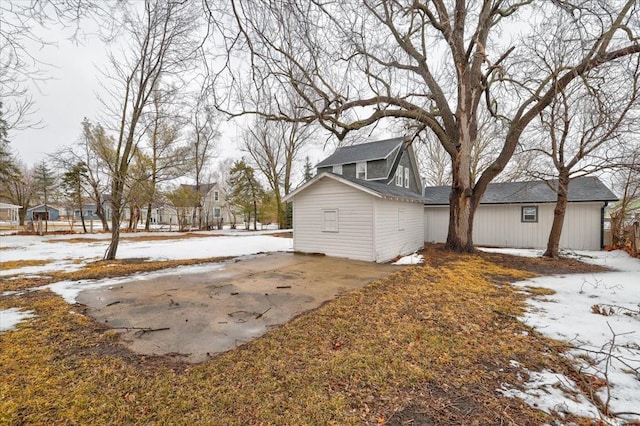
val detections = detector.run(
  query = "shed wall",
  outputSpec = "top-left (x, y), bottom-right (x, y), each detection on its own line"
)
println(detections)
top-left (374, 198), bottom-right (424, 262)
top-left (292, 178), bottom-right (375, 261)
top-left (424, 202), bottom-right (605, 250)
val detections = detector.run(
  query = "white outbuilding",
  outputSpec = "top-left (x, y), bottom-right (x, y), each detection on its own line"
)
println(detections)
top-left (283, 172), bottom-right (424, 263)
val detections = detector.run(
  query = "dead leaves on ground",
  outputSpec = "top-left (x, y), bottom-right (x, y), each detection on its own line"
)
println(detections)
top-left (1, 247), bottom-right (606, 425)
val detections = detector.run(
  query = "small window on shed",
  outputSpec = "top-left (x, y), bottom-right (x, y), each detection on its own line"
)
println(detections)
top-left (404, 167), bottom-right (410, 188)
top-left (214, 191), bottom-right (219, 201)
top-left (356, 162), bottom-right (367, 180)
top-left (398, 209), bottom-right (405, 231)
top-left (322, 209), bottom-right (339, 232)
top-left (395, 166), bottom-right (403, 186)
top-left (521, 206), bottom-right (538, 223)
top-left (332, 164), bottom-right (343, 175)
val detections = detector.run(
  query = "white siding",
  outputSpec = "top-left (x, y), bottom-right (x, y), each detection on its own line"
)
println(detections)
top-left (424, 206), bottom-right (449, 243)
top-left (291, 178), bottom-right (375, 261)
top-left (424, 202), bottom-right (605, 250)
top-left (374, 199), bottom-right (424, 262)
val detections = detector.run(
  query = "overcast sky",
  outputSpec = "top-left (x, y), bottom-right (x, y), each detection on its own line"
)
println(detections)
top-left (10, 21), bottom-right (109, 167)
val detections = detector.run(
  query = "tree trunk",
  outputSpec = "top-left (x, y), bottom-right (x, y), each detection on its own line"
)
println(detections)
top-left (543, 173), bottom-right (570, 258)
top-left (253, 200), bottom-right (257, 231)
top-left (145, 203), bottom-right (152, 231)
top-left (444, 136), bottom-right (476, 252)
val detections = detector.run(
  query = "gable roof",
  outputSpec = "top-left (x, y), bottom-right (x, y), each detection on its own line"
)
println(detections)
top-left (423, 176), bottom-right (618, 205)
top-left (284, 172), bottom-right (425, 203)
top-left (315, 137), bottom-right (405, 168)
top-left (180, 183), bottom-right (218, 195)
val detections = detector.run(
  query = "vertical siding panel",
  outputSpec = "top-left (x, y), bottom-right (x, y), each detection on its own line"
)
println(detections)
top-left (374, 199), bottom-right (423, 262)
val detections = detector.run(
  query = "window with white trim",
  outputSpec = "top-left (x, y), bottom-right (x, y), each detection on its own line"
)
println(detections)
top-left (521, 206), bottom-right (538, 222)
top-left (398, 209), bottom-right (405, 231)
top-left (404, 167), bottom-right (410, 188)
top-left (214, 208), bottom-right (221, 217)
top-left (395, 166), bottom-right (403, 186)
top-left (332, 164), bottom-right (342, 175)
top-left (322, 209), bottom-right (339, 232)
top-left (356, 162), bottom-right (367, 180)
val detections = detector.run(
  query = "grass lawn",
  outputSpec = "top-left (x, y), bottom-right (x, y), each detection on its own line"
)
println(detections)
top-left (0, 245), bottom-right (607, 425)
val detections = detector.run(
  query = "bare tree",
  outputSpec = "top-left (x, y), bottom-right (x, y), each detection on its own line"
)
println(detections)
top-left (0, 1), bottom-right (121, 132)
top-left (142, 90), bottom-right (190, 230)
top-left (0, 161), bottom-right (36, 226)
top-left (243, 115), bottom-right (314, 228)
top-left (521, 55), bottom-right (640, 258)
top-left (217, 0), bottom-right (640, 252)
top-left (101, 0), bottom-right (202, 259)
top-left (609, 145), bottom-right (640, 248)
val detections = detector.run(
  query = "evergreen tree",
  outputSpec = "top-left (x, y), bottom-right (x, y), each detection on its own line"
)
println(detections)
top-left (227, 159), bottom-right (264, 230)
top-left (33, 160), bottom-right (57, 234)
top-left (303, 156), bottom-right (314, 183)
top-left (62, 162), bottom-right (89, 233)
top-left (0, 102), bottom-right (20, 185)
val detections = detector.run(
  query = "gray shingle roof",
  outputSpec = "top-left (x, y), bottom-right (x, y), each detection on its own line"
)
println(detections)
top-left (315, 137), bottom-right (404, 168)
top-left (336, 173), bottom-right (425, 202)
top-left (423, 176), bottom-right (618, 205)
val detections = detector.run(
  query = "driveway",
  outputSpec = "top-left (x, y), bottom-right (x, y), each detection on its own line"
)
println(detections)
top-left (77, 253), bottom-right (403, 363)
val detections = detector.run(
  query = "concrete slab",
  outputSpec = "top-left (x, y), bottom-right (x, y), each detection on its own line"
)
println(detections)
top-left (77, 252), bottom-right (402, 363)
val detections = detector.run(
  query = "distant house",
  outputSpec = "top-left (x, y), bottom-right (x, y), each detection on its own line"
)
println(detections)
top-left (26, 204), bottom-right (62, 221)
top-left (163, 182), bottom-right (233, 229)
top-left (424, 177), bottom-right (618, 251)
top-left (286, 137), bottom-right (618, 262)
top-left (285, 137), bottom-right (425, 262)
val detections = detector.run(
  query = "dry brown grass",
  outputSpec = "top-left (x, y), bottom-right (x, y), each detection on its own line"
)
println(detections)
top-left (0, 246), bottom-right (606, 425)
top-left (0, 259), bottom-right (51, 271)
top-left (0, 257), bottom-right (231, 293)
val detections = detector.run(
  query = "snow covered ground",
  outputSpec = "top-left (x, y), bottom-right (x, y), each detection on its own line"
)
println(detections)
top-left (0, 229), bottom-right (292, 276)
top-left (482, 248), bottom-right (640, 425)
top-left (1, 231), bottom-right (292, 328)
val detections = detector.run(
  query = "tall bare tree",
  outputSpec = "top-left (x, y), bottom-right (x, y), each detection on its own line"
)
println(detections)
top-left (142, 90), bottom-right (190, 230)
top-left (102, 0), bottom-right (202, 259)
top-left (243, 115), bottom-right (314, 228)
top-left (520, 55), bottom-right (640, 257)
top-left (217, 0), bottom-right (640, 252)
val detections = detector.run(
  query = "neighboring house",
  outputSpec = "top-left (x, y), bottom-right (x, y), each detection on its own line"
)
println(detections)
top-left (26, 204), bottom-right (62, 221)
top-left (284, 137), bottom-right (425, 262)
top-left (286, 137), bottom-right (619, 262)
top-left (164, 183), bottom-right (233, 228)
top-left (0, 202), bottom-right (21, 224)
top-left (424, 177), bottom-right (617, 251)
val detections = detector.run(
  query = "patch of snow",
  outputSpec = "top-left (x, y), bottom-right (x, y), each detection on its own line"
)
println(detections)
top-left (392, 253), bottom-right (424, 265)
top-left (0, 308), bottom-right (36, 332)
top-left (0, 233), bottom-right (293, 275)
top-left (498, 369), bottom-right (601, 419)
top-left (45, 262), bottom-right (227, 304)
top-left (478, 247), bottom-right (543, 258)
top-left (500, 249), bottom-right (640, 423)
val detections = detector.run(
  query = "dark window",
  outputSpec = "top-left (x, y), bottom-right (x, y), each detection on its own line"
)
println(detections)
top-left (521, 206), bottom-right (538, 223)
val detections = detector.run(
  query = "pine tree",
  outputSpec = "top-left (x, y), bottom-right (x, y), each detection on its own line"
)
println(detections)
top-left (303, 156), bottom-right (314, 183)
top-left (62, 162), bottom-right (89, 233)
top-left (34, 160), bottom-right (57, 234)
top-left (227, 160), bottom-right (264, 230)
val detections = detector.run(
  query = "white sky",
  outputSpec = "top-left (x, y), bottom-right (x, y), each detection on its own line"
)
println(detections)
top-left (8, 18), bottom-right (327, 176)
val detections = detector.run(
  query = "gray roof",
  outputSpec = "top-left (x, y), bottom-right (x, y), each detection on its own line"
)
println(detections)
top-left (423, 176), bottom-right (618, 205)
top-left (336, 173), bottom-right (425, 202)
top-left (316, 137), bottom-right (404, 168)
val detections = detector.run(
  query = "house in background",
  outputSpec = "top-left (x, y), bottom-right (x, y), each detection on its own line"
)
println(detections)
top-left (286, 137), bottom-right (619, 262)
top-left (284, 137), bottom-right (425, 262)
top-left (424, 177), bottom-right (618, 251)
top-left (162, 182), bottom-right (233, 229)
top-left (26, 204), bottom-right (63, 221)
